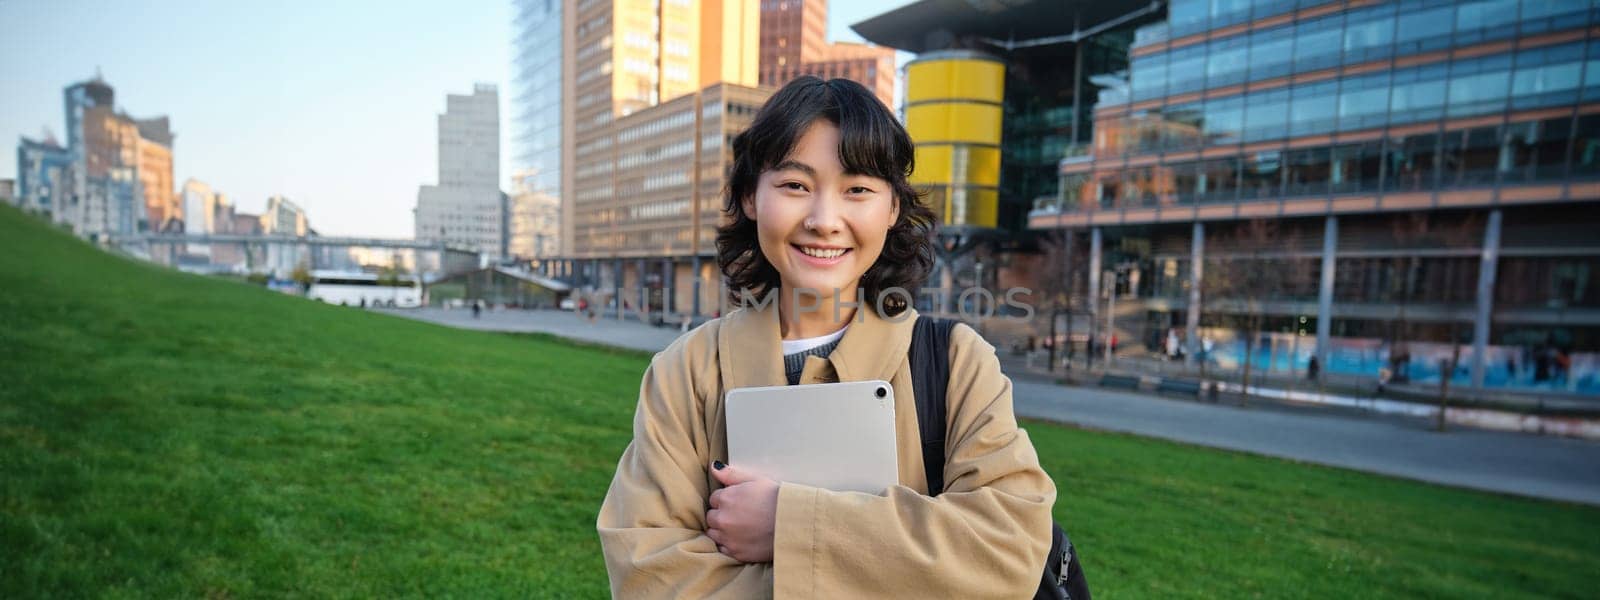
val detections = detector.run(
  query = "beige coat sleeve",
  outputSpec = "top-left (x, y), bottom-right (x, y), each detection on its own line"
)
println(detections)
top-left (771, 324), bottom-right (1056, 599)
top-left (597, 346), bottom-right (773, 599)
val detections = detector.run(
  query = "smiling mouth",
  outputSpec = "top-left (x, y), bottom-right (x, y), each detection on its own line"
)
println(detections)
top-left (794, 244), bottom-right (851, 260)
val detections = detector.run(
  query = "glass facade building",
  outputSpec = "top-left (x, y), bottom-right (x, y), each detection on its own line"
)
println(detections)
top-left (511, 0), bottom-right (562, 258)
top-left (1030, 0), bottom-right (1600, 396)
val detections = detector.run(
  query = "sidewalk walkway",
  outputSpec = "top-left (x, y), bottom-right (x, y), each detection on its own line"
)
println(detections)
top-left (377, 307), bottom-right (1600, 506)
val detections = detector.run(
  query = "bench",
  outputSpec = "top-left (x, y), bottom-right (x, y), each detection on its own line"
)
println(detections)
top-left (1099, 373), bottom-right (1142, 390)
top-left (1156, 377), bottom-right (1205, 397)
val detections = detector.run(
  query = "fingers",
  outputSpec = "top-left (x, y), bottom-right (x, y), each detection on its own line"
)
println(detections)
top-left (706, 527), bottom-right (724, 545)
top-left (710, 459), bottom-right (758, 486)
top-left (709, 488), bottom-right (724, 509)
top-left (710, 460), bottom-right (733, 486)
top-left (706, 508), bottom-right (723, 530)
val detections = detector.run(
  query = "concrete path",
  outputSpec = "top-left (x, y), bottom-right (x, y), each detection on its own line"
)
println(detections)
top-left (377, 307), bottom-right (682, 353)
top-left (1009, 379), bottom-right (1600, 506)
top-left (376, 307), bottom-right (1600, 506)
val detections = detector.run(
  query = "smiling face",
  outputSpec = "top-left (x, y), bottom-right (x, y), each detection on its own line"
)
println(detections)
top-left (741, 120), bottom-right (900, 303)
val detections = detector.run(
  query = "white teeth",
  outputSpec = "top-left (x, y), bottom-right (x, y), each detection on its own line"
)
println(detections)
top-left (799, 246), bottom-right (846, 259)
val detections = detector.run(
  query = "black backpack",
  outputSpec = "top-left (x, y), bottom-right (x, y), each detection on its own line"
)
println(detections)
top-left (910, 316), bottom-right (1090, 600)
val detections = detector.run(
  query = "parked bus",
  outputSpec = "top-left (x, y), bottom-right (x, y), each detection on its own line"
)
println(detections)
top-left (306, 270), bottom-right (422, 308)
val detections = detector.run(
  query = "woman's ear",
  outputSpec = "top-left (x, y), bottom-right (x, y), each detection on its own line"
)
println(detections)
top-left (741, 194), bottom-right (756, 221)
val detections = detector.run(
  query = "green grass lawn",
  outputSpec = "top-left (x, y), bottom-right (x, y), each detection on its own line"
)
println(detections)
top-left (2, 203), bottom-right (1597, 598)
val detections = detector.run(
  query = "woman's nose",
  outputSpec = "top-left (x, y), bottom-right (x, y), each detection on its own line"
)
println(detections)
top-left (805, 194), bottom-right (843, 234)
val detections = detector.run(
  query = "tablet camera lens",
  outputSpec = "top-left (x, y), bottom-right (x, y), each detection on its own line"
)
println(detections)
top-left (875, 386), bottom-right (887, 399)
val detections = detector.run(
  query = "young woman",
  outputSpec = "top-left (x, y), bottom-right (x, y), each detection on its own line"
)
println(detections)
top-left (597, 76), bottom-right (1055, 598)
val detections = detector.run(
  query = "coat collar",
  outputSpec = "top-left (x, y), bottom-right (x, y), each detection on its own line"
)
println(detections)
top-left (717, 301), bottom-right (919, 391)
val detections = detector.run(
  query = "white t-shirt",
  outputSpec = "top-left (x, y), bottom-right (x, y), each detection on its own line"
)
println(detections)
top-left (781, 326), bottom-right (849, 355)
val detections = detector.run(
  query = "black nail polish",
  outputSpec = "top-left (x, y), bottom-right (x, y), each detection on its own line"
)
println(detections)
top-left (713, 460), bottom-right (726, 471)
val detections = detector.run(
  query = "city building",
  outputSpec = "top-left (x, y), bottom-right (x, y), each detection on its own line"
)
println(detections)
top-left (0, 179), bottom-right (14, 206)
top-left (14, 75), bottom-right (178, 239)
top-left (760, 0), bottom-right (896, 109)
top-left (511, 0), bottom-right (563, 260)
top-left (561, 0), bottom-right (760, 259)
top-left (545, 0), bottom-right (768, 314)
top-left (561, 82), bottom-right (770, 316)
top-left (232, 211), bottom-right (262, 236)
top-left (415, 84), bottom-right (503, 259)
top-left (508, 168), bottom-right (560, 260)
top-left (1001, 0), bottom-right (1600, 395)
top-left (180, 178), bottom-right (229, 235)
top-left (262, 195), bottom-right (309, 237)
top-left (15, 137), bottom-right (72, 217)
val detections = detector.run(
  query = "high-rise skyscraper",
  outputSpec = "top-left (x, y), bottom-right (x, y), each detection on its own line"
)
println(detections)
top-left (561, 0), bottom-right (760, 258)
top-left (508, 168), bottom-right (560, 260)
top-left (511, 0), bottom-right (563, 259)
top-left (415, 84), bottom-right (503, 259)
top-left (760, 0), bottom-right (895, 110)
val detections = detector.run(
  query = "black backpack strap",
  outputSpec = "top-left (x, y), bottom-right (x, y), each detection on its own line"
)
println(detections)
top-left (909, 316), bottom-right (957, 496)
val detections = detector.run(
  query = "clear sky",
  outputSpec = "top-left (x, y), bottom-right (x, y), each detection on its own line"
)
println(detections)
top-left (1, 0), bottom-right (910, 238)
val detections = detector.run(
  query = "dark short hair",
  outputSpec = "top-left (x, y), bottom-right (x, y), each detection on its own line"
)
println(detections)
top-left (716, 76), bottom-right (936, 316)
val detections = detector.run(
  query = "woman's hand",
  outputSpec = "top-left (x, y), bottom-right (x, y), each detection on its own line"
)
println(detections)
top-left (705, 461), bottom-right (779, 563)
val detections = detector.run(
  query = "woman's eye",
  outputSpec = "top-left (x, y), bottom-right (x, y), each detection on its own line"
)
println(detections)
top-left (847, 186), bottom-right (873, 195)
top-left (781, 182), bottom-right (807, 191)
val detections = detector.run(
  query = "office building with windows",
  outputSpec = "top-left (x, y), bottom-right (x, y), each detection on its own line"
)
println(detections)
top-left (415, 84), bottom-right (503, 259)
top-left (1026, 0), bottom-right (1600, 395)
top-left (511, 0), bottom-right (563, 260)
top-left (760, 0), bottom-right (895, 109)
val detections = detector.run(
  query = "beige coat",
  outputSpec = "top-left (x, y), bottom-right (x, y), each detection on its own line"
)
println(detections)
top-left (597, 304), bottom-right (1056, 598)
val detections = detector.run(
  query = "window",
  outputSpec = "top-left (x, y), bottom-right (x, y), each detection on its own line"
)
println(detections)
top-left (1239, 151), bottom-right (1282, 200)
top-left (1389, 65), bottom-right (1447, 124)
top-left (1293, 15), bottom-right (1342, 72)
top-left (1131, 54), bottom-right (1167, 101)
top-left (1585, 41), bottom-right (1600, 103)
top-left (1339, 72), bottom-right (1392, 130)
top-left (1502, 118), bottom-right (1573, 183)
top-left (1446, 55), bottom-right (1512, 118)
top-left (1284, 147), bottom-right (1331, 196)
top-left (1196, 157), bottom-right (1239, 202)
top-left (1170, 0), bottom-right (1209, 37)
top-left (1206, 36), bottom-right (1248, 88)
top-left (1203, 96), bottom-right (1243, 146)
top-left (1209, 0), bottom-right (1252, 29)
top-left (1165, 103), bottom-right (1205, 151)
top-left (1511, 42), bottom-right (1583, 111)
top-left (1384, 133), bottom-right (1440, 192)
top-left (1171, 162), bottom-right (1201, 203)
top-left (1243, 88), bottom-right (1289, 143)
top-left (1330, 141), bottom-right (1382, 193)
top-left (1289, 80), bottom-right (1338, 137)
top-left (1519, 0), bottom-right (1590, 35)
top-left (1453, 0), bottom-right (1517, 46)
top-left (1440, 125), bottom-right (1500, 187)
top-left (1248, 26), bottom-right (1294, 81)
top-left (1394, 5), bottom-right (1454, 55)
top-left (1569, 114), bottom-right (1600, 178)
top-left (1341, 6), bottom-right (1394, 64)
top-left (1167, 45), bottom-right (1207, 95)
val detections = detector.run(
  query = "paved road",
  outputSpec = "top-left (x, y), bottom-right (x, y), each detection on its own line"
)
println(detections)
top-left (378, 307), bottom-right (683, 353)
top-left (377, 307), bottom-right (1600, 506)
top-left (1010, 379), bottom-right (1600, 505)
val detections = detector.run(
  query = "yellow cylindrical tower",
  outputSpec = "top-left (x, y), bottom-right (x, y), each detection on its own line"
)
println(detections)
top-left (904, 51), bottom-right (1004, 229)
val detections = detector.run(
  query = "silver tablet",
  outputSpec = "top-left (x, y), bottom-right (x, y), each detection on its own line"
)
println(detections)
top-left (724, 380), bottom-right (899, 495)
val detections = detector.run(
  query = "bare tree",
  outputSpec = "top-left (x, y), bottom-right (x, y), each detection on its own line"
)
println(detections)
top-left (1032, 229), bottom-right (1087, 371)
top-left (1387, 212), bottom-right (1483, 431)
top-left (1202, 219), bottom-right (1313, 405)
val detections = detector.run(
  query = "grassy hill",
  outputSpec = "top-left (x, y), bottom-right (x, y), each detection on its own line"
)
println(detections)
top-left (2, 203), bottom-right (1597, 598)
